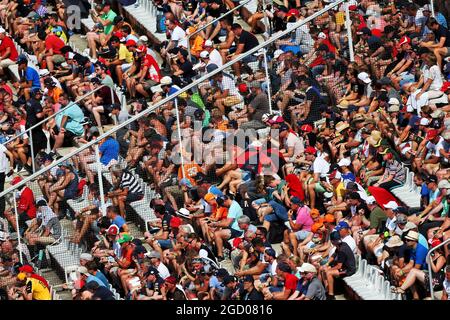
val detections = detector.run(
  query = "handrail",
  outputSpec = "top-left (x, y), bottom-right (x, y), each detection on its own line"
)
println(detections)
top-left (427, 237), bottom-right (450, 299)
top-left (3, 84), bottom-right (115, 146)
top-left (186, 0), bottom-right (252, 61)
top-left (0, 0), bottom-right (346, 199)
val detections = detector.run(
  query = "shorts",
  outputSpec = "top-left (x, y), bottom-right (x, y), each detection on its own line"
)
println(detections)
top-left (0, 58), bottom-right (16, 68)
top-left (143, 79), bottom-right (157, 90)
top-left (314, 182), bottom-right (326, 193)
top-left (157, 239), bottom-right (173, 250)
top-left (54, 126), bottom-right (78, 147)
top-left (229, 228), bottom-right (243, 239)
top-left (52, 54), bottom-right (66, 64)
top-left (399, 72), bottom-right (415, 87)
top-left (242, 54), bottom-right (258, 64)
top-left (126, 192), bottom-right (143, 203)
top-left (121, 63), bottom-right (133, 72)
top-left (253, 198), bottom-right (267, 206)
top-left (223, 95), bottom-right (242, 107)
top-left (294, 230), bottom-right (311, 241)
top-left (64, 189), bottom-right (77, 200)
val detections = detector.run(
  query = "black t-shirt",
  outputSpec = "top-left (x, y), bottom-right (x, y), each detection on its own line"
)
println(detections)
top-left (92, 286), bottom-right (116, 300)
top-left (304, 87), bottom-right (322, 123)
top-left (333, 242), bottom-right (356, 276)
top-left (207, 4), bottom-right (227, 18)
top-left (178, 60), bottom-right (196, 79)
top-left (25, 98), bottom-right (43, 128)
top-left (146, 276), bottom-right (165, 294)
top-left (238, 30), bottom-right (259, 53)
top-left (166, 287), bottom-right (187, 300)
top-left (242, 287), bottom-right (264, 300)
top-left (162, 213), bottom-right (172, 233)
top-left (433, 25), bottom-right (450, 48)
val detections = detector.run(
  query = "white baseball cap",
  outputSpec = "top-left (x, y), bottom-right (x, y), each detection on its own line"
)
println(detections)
top-left (204, 39), bottom-right (213, 47)
top-left (357, 72), bottom-right (372, 84)
top-left (0, 27), bottom-right (5, 33)
top-left (318, 32), bottom-right (327, 39)
top-left (273, 49), bottom-right (284, 59)
top-left (337, 158), bottom-right (351, 167)
top-left (388, 97), bottom-right (400, 105)
top-left (200, 51), bottom-right (209, 59)
top-left (139, 35), bottom-right (149, 43)
top-left (419, 118), bottom-right (430, 126)
top-left (160, 76), bottom-right (172, 86)
top-left (366, 196), bottom-right (376, 205)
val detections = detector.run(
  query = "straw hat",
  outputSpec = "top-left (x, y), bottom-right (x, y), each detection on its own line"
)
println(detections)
top-left (367, 130), bottom-right (382, 147)
top-left (337, 100), bottom-right (349, 109)
top-left (385, 235), bottom-right (404, 248)
top-left (335, 121), bottom-right (350, 133)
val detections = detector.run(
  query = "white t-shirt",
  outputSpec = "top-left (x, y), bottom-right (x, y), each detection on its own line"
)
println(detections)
top-left (220, 75), bottom-right (241, 99)
top-left (342, 234), bottom-right (357, 253)
top-left (426, 137), bottom-right (443, 157)
top-left (157, 262), bottom-right (171, 279)
top-left (270, 260), bottom-right (278, 276)
top-left (424, 65), bottom-right (444, 91)
top-left (312, 156), bottom-right (330, 178)
top-left (171, 26), bottom-right (188, 48)
top-left (0, 144), bottom-right (9, 173)
top-left (209, 49), bottom-right (223, 68)
top-left (284, 133), bottom-right (304, 160)
top-left (386, 216), bottom-right (397, 232)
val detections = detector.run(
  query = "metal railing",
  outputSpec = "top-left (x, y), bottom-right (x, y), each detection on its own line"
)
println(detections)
top-left (3, 84), bottom-right (116, 172)
top-left (427, 237), bottom-right (450, 299)
top-left (186, 0), bottom-right (252, 61)
top-left (0, 0), bottom-right (347, 201)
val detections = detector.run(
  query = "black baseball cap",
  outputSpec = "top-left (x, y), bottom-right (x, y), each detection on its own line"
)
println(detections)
top-left (215, 268), bottom-right (229, 278)
top-left (223, 275), bottom-right (237, 285)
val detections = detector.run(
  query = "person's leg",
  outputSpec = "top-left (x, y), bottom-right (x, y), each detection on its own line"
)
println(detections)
top-left (289, 232), bottom-right (299, 257)
top-left (325, 269), bottom-right (340, 296)
top-left (398, 268), bottom-right (425, 292)
top-left (52, 132), bottom-right (65, 151)
top-left (87, 32), bottom-right (100, 58)
top-left (308, 182), bottom-right (316, 209)
top-left (92, 106), bottom-right (105, 132)
top-left (214, 229), bottom-right (231, 258)
top-left (118, 195), bottom-right (127, 217)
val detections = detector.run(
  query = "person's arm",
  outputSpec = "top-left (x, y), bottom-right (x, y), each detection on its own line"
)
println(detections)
top-left (388, 59), bottom-right (406, 76)
top-left (217, 32), bottom-right (235, 50)
top-left (237, 261), bottom-right (267, 276)
top-left (271, 287), bottom-right (292, 300)
top-left (421, 35), bottom-right (447, 49)
top-left (211, 217), bottom-right (233, 228)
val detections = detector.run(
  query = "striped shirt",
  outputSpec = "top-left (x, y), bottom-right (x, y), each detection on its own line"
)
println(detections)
top-left (119, 171), bottom-right (143, 194)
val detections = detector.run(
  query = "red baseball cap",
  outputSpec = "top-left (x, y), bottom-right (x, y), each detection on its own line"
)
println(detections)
top-left (300, 124), bottom-right (313, 133)
top-left (106, 224), bottom-right (119, 236)
top-left (11, 176), bottom-right (22, 186)
top-left (170, 217), bottom-right (182, 229)
top-left (136, 45), bottom-right (147, 53)
top-left (238, 83), bottom-right (248, 93)
top-left (19, 265), bottom-right (34, 273)
top-left (287, 9), bottom-right (300, 17)
top-left (348, 5), bottom-right (357, 11)
top-left (165, 276), bottom-right (177, 284)
top-left (125, 39), bottom-right (137, 47)
top-left (305, 146), bottom-right (317, 155)
top-left (398, 36), bottom-right (410, 47)
top-left (426, 129), bottom-right (439, 140)
top-left (430, 238), bottom-right (442, 248)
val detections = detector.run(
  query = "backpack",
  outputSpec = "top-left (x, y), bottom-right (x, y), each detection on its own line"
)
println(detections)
top-left (267, 220), bottom-right (286, 244)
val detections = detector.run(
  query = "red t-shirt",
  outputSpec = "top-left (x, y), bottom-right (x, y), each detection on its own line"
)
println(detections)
top-left (143, 54), bottom-right (161, 82)
top-left (284, 273), bottom-right (298, 292)
top-left (2, 84), bottom-right (13, 96)
top-left (18, 187), bottom-right (36, 219)
top-left (45, 35), bottom-right (65, 55)
top-left (0, 36), bottom-right (18, 61)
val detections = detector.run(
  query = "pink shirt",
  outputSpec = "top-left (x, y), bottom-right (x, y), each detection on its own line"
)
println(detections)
top-left (295, 206), bottom-right (313, 231)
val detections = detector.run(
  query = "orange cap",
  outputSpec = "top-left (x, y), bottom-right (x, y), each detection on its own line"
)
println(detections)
top-left (324, 214), bottom-right (335, 223)
top-left (204, 193), bottom-right (216, 202)
top-left (310, 209), bottom-right (320, 218)
top-left (311, 222), bottom-right (324, 233)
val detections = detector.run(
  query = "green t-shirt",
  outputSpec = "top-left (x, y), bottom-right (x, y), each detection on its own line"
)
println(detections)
top-left (101, 10), bottom-right (117, 35)
top-left (101, 75), bottom-right (114, 87)
top-left (369, 206), bottom-right (387, 233)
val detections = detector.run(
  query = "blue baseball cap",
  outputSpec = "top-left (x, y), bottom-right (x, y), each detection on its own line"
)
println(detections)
top-left (179, 178), bottom-right (193, 188)
top-left (335, 221), bottom-right (350, 231)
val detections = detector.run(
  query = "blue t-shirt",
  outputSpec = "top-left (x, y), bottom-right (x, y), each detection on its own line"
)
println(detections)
top-left (228, 200), bottom-right (243, 231)
top-left (87, 275), bottom-right (106, 287)
top-left (26, 67), bottom-right (41, 89)
top-left (99, 137), bottom-right (119, 166)
top-left (408, 115), bottom-right (421, 133)
top-left (55, 103), bottom-right (85, 136)
top-left (94, 271), bottom-right (110, 287)
top-left (113, 216), bottom-right (126, 230)
top-left (410, 242), bottom-right (428, 269)
top-left (420, 183), bottom-right (429, 198)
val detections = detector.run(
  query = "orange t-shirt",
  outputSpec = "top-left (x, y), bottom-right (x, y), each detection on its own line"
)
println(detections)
top-left (178, 163), bottom-right (203, 186)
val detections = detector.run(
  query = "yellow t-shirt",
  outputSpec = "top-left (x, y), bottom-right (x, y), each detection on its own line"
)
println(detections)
top-left (118, 44), bottom-right (134, 64)
top-left (26, 278), bottom-right (51, 300)
top-left (335, 12), bottom-right (345, 26)
top-left (335, 182), bottom-right (346, 200)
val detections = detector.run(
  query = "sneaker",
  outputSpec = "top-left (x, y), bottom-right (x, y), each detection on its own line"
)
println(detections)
top-left (217, 256), bottom-right (225, 262)
top-left (326, 294), bottom-right (336, 300)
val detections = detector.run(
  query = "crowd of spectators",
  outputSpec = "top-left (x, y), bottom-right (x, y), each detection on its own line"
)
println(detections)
top-left (0, 0), bottom-right (449, 301)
